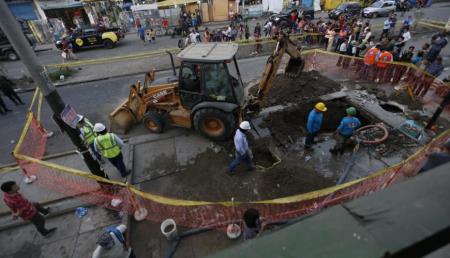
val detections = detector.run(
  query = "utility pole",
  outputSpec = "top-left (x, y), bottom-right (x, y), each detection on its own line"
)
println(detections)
top-left (0, 1), bottom-right (108, 179)
top-left (425, 90), bottom-right (450, 130)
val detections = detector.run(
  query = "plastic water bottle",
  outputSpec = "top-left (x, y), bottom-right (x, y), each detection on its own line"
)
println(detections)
top-left (75, 207), bottom-right (88, 218)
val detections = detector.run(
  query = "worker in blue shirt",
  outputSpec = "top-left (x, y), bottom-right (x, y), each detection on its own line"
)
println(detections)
top-left (305, 102), bottom-right (327, 149)
top-left (330, 107), bottom-right (361, 155)
top-left (228, 121), bottom-right (255, 173)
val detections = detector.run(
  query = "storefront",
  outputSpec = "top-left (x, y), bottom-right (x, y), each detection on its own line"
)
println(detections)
top-left (82, 0), bottom-right (123, 28)
top-left (37, 0), bottom-right (89, 28)
top-left (241, 0), bottom-right (264, 18)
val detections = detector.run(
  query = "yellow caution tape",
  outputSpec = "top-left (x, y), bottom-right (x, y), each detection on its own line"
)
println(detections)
top-left (45, 33), bottom-right (322, 68)
top-left (418, 21), bottom-right (445, 30)
top-left (12, 113), bottom-right (33, 156)
top-left (37, 91), bottom-right (43, 122)
top-left (0, 166), bottom-right (19, 174)
top-left (28, 87), bottom-right (40, 112)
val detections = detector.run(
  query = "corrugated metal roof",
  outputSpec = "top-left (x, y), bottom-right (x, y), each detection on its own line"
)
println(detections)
top-left (177, 43), bottom-right (239, 63)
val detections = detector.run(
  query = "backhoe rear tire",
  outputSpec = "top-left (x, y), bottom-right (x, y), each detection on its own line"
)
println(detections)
top-left (193, 108), bottom-right (236, 141)
top-left (143, 111), bottom-right (164, 133)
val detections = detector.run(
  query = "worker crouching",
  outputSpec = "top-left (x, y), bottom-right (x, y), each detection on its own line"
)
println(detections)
top-left (330, 107), bottom-right (361, 155)
top-left (93, 123), bottom-right (131, 178)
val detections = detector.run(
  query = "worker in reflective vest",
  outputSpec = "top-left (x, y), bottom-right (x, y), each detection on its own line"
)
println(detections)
top-left (376, 50), bottom-right (393, 83)
top-left (362, 45), bottom-right (380, 81)
top-left (76, 115), bottom-right (103, 163)
top-left (93, 123), bottom-right (130, 178)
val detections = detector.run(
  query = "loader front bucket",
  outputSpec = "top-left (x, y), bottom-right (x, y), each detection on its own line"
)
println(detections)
top-left (285, 57), bottom-right (304, 78)
top-left (109, 102), bottom-right (137, 134)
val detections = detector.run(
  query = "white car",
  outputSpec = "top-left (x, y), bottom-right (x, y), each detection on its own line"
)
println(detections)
top-left (363, 1), bottom-right (396, 18)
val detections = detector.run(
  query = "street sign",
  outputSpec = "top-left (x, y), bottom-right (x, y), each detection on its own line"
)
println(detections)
top-left (60, 105), bottom-right (79, 129)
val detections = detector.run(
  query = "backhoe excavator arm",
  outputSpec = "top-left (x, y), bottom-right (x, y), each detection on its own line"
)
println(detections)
top-left (256, 33), bottom-right (304, 100)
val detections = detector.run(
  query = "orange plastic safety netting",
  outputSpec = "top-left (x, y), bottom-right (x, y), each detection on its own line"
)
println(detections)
top-left (300, 49), bottom-right (450, 102)
top-left (12, 50), bottom-right (450, 228)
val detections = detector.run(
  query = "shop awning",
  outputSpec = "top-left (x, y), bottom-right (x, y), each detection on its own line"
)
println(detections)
top-left (39, 2), bottom-right (84, 10)
top-left (158, 0), bottom-right (199, 8)
top-left (7, 2), bottom-right (38, 20)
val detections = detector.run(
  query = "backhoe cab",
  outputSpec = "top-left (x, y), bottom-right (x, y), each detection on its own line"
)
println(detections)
top-left (110, 43), bottom-right (246, 141)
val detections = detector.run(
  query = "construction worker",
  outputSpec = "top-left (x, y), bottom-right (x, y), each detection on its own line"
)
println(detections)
top-left (376, 50), bottom-right (393, 83)
top-left (305, 102), bottom-right (327, 149)
top-left (93, 123), bottom-right (130, 178)
top-left (330, 107), bottom-right (361, 155)
top-left (76, 115), bottom-right (103, 163)
top-left (228, 121), bottom-right (255, 173)
top-left (361, 44), bottom-right (380, 81)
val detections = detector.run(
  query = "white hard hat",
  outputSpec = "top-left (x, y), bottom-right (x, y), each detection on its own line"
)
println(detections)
top-left (239, 121), bottom-right (251, 130)
top-left (93, 123), bottom-right (106, 133)
top-left (77, 114), bottom-right (84, 123)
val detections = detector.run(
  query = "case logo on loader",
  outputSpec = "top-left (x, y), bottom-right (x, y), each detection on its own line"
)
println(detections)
top-left (151, 90), bottom-right (169, 103)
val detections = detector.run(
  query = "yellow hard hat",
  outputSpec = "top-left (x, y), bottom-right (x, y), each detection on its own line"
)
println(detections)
top-left (315, 102), bottom-right (327, 112)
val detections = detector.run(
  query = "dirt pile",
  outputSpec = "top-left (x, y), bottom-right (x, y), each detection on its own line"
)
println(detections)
top-left (250, 71), bottom-right (341, 107)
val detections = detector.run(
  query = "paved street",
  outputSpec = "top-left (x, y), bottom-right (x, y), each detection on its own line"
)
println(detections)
top-left (0, 55), bottom-right (268, 165)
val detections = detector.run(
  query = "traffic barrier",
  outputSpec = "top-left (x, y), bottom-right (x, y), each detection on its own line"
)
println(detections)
top-left (12, 53), bottom-right (450, 229)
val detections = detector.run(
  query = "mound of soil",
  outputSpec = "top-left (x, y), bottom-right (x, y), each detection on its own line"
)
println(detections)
top-left (250, 71), bottom-right (341, 107)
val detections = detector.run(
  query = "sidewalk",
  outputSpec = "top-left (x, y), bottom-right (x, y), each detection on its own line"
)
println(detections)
top-left (0, 141), bottom-right (132, 257)
top-left (0, 204), bottom-right (122, 258)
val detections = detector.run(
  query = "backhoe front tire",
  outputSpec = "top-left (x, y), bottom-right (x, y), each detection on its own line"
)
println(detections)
top-left (143, 111), bottom-right (164, 133)
top-left (193, 108), bottom-right (236, 141)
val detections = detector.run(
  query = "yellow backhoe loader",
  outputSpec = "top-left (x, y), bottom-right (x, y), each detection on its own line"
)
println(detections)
top-left (109, 32), bottom-right (304, 141)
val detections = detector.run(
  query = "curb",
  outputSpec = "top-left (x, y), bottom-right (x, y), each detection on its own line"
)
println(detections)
top-left (0, 196), bottom-right (90, 232)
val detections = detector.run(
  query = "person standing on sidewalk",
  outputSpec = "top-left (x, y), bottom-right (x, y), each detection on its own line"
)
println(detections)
top-left (228, 121), bottom-right (256, 173)
top-left (0, 75), bottom-right (24, 105)
top-left (77, 115), bottom-right (103, 163)
top-left (305, 102), bottom-right (327, 149)
top-left (92, 224), bottom-right (136, 258)
top-left (253, 23), bottom-right (262, 55)
top-left (1, 181), bottom-right (57, 237)
top-left (93, 123), bottom-right (130, 178)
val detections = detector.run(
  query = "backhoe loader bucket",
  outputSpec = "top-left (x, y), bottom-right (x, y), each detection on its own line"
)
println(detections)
top-left (109, 83), bottom-right (146, 134)
top-left (110, 104), bottom-right (137, 134)
top-left (285, 57), bottom-right (304, 78)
